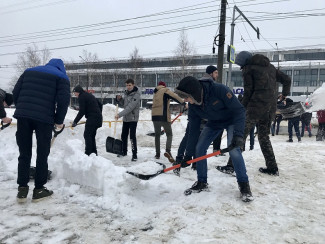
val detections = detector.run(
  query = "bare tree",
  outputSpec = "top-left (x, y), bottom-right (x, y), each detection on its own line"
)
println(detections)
top-left (173, 29), bottom-right (196, 80)
top-left (15, 44), bottom-right (51, 74)
top-left (129, 46), bottom-right (143, 80)
top-left (8, 44), bottom-right (51, 91)
top-left (79, 49), bottom-right (99, 91)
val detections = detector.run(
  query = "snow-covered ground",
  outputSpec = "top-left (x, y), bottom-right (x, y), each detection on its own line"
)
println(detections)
top-left (1, 103), bottom-right (325, 244)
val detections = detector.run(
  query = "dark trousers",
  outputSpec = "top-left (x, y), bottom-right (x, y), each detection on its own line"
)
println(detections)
top-left (213, 130), bottom-right (224, 151)
top-left (121, 121), bottom-right (138, 156)
top-left (301, 121), bottom-right (312, 137)
top-left (271, 116), bottom-right (282, 135)
top-left (153, 121), bottom-right (172, 155)
top-left (249, 126), bottom-right (255, 147)
top-left (16, 118), bottom-right (52, 188)
top-left (288, 117), bottom-right (301, 140)
top-left (228, 117), bottom-right (277, 169)
top-left (84, 124), bottom-right (100, 156)
top-left (176, 124), bottom-right (189, 161)
top-left (316, 123), bottom-right (325, 141)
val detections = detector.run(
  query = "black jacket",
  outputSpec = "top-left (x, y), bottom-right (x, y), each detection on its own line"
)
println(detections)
top-left (74, 90), bottom-right (102, 127)
top-left (13, 59), bottom-right (70, 125)
top-left (241, 54), bottom-right (291, 120)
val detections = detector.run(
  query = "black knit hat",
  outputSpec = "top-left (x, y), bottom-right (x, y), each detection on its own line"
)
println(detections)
top-left (72, 85), bottom-right (84, 93)
top-left (175, 76), bottom-right (203, 105)
top-left (4, 93), bottom-right (13, 106)
top-left (206, 65), bottom-right (217, 74)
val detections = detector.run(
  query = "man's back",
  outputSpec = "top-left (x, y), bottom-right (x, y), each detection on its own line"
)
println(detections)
top-left (13, 59), bottom-right (70, 125)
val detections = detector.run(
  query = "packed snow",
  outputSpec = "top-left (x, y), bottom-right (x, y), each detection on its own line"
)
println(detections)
top-left (1, 99), bottom-right (325, 243)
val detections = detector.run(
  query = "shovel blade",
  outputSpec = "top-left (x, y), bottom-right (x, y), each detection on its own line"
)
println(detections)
top-left (106, 136), bottom-right (123, 155)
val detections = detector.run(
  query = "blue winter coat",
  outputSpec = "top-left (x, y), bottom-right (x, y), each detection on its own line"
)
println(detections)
top-left (186, 77), bottom-right (245, 156)
top-left (13, 59), bottom-right (70, 125)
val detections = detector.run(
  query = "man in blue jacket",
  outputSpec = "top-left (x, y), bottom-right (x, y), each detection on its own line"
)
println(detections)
top-left (175, 76), bottom-right (253, 202)
top-left (13, 59), bottom-right (70, 203)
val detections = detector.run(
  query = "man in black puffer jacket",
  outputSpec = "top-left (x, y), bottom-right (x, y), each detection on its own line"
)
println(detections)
top-left (13, 58), bottom-right (70, 202)
top-left (217, 52), bottom-right (291, 176)
top-left (72, 85), bottom-right (103, 156)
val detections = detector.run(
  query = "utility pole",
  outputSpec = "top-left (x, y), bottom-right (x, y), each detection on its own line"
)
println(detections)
top-left (217, 0), bottom-right (227, 84)
top-left (227, 5), bottom-right (260, 89)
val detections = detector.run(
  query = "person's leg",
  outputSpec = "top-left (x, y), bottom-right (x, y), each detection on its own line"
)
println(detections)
top-left (34, 121), bottom-right (52, 189)
top-left (176, 124), bottom-right (189, 161)
top-left (276, 117), bottom-right (282, 135)
top-left (153, 121), bottom-right (161, 157)
top-left (162, 122), bottom-right (173, 153)
top-left (300, 121), bottom-right (306, 137)
top-left (226, 125), bottom-right (249, 183)
top-left (129, 121), bottom-right (138, 157)
top-left (257, 119), bottom-right (277, 170)
top-left (16, 118), bottom-right (33, 187)
top-left (288, 119), bottom-right (293, 141)
top-left (249, 126), bottom-right (255, 150)
top-left (306, 122), bottom-right (312, 137)
top-left (195, 127), bottom-right (220, 183)
top-left (213, 130), bottom-right (223, 151)
top-left (84, 124), bottom-right (97, 156)
top-left (293, 118), bottom-right (301, 140)
top-left (121, 122), bottom-right (130, 155)
top-left (271, 120), bottom-right (275, 136)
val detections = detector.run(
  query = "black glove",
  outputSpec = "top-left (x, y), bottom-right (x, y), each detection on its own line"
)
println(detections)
top-left (231, 136), bottom-right (244, 148)
top-left (72, 122), bottom-right (77, 127)
top-left (180, 156), bottom-right (193, 168)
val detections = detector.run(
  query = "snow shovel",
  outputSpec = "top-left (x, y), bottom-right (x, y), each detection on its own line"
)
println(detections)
top-left (106, 105), bottom-right (123, 155)
top-left (127, 145), bottom-right (234, 180)
top-left (0, 120), bottom-right (11, 130)
top-left (146, 107), bottom-right (186, 137)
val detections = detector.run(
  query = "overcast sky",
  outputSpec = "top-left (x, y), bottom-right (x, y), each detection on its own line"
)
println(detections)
top-left (1, 0), bottom-right (325, 88)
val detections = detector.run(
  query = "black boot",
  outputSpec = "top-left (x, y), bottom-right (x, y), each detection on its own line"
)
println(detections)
top-left (184, 181), bottom-right (209, 195)
top-left (131, 154), bottom-right (137, 162)
top-left (238, 182), bottom-right (253, 202)
top-left (259, 167), bottom-right (279, 176)
top-left (216, 165), bottom-right (235, 175)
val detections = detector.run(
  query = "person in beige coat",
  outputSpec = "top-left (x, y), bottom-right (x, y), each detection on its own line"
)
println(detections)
top-left (151, 81), bottom-right (184, 160)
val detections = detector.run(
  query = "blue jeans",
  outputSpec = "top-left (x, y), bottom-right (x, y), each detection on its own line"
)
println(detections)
top-left (195, 125), bottom-right (249, 183)
top-left (288, 117), bottom-right (300, 139)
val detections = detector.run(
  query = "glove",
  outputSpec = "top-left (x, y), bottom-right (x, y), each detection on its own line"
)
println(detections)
top-left (180, 156), bottom-right (193, 168)
top-left (71, 122), bottom-right (77, 127)
top-left (231, 136), bottom-right (244, 148)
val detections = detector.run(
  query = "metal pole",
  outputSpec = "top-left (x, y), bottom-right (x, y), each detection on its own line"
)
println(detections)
top-left (227, 7), bottom-right (236, 89)
top-left (217, 0), bottom-right (227, 84)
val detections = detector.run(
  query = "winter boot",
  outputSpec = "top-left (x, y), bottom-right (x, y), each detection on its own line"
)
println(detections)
top-left (216, 165), bottom-right (235, 176)
top-left (155, 152), bottom-right (160, 159)
top-left (298, 137), bottom-right (301, 142)
top-left (17, 186), bottom-right (29, 203)
top-left (32, 187), bottom-right (53, 202)
top-left (184, 181), bottom-right (209, 195)
top-left (259, 167), bottom-right (279, 176)
top-left (250, 145), bottom-right (254, 150)
top-left (287, 138), bottom-right (293, 142)
top-left (131, 154), bottom-right (137, 162)
top-left (164, 151), bottom-right (175, 163)
top-left (173, 160), bottom-right (181, 176)
top-left (117, 153), bottom-right (127, 158)
top-left (238, 182), bottom-right (254, 202)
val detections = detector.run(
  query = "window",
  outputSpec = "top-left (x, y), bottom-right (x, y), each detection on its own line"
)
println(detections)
top-left (294, 70), bottom-right (300, 76)
top-left (284, 70), bottom-right (292, 76)
top-left (311, 69), bottom-right (318, 75)
top-left (293, 81), bottom-right (300, 87)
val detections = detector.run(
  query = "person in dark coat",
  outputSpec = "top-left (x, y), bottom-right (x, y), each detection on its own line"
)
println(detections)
top-left (300, 111), bottom-right (312, 137)
top-left (13, 58), bottom-right (70, 202)
top-left (72, 85), bottom-right (103, 156)
top-left (218, 51), bottom-right (291, 176)
top-left (115, 79), bottom-right (141, 161)
top-left (0, 88), bottom-right (13, 124)
top-left (175, 76), bottom-right (253, 202)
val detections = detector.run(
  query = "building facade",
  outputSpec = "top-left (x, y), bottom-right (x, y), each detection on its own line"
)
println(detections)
top-left (66, 49), bottom-right (325, 107)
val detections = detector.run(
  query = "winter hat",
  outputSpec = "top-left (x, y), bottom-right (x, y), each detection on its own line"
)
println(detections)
top-left (235, 51), bottom-right (252, 68)
top-left (206, 65), bottom-right (217, 74)
top-left (4, 93), bottom-right (13, 106)
top-left (158, 81), bottom-right (166, 87)
top-left (72, 85), bottom-right (84, 93)
top-left (175, 76), bottom-right (203, 105)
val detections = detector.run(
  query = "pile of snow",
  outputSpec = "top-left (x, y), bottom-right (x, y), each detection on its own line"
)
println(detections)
top-left (306, 83), bottom-right (325, 112)
top-left (0, 105), bottom-right (324, 243)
